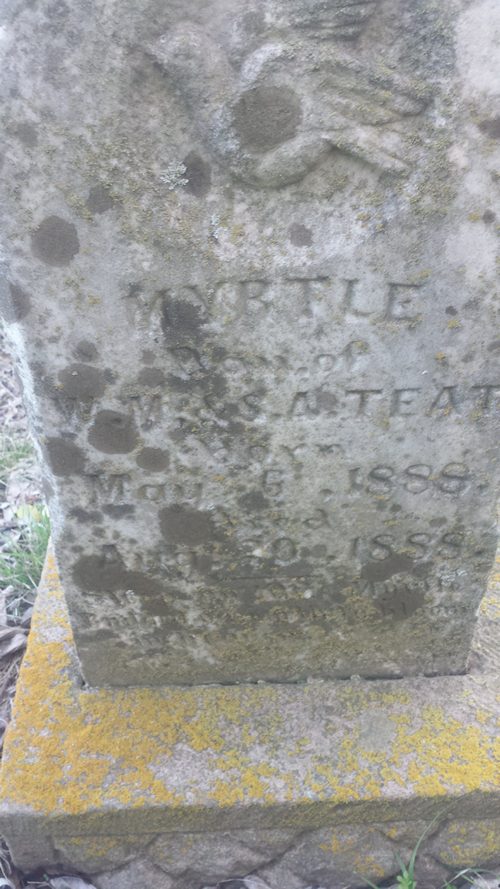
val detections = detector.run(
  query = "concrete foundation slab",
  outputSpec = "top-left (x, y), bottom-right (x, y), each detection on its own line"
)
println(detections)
top-left (0, 552), bottom-right (498, 884)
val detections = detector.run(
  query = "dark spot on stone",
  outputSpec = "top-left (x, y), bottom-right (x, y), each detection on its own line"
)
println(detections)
top-left (390, 504), bottom-right (402, 513)
top-left (233, 85), bottom-right (303, 152)
top-left (74, 340), bottom-right (99, 362)
top-left (45, 437), bottom-right (85, 476)
top-left (375, 579), bottom-right (427, 621)
top-left (103, 504), bottom-right (135, 518)
top-left (362, 556), bottom-right (430, 621)
top-left (488, 340), bottom-right (500, 353)
top-left (445, 306), bottom-right (457, 316)
top-left (239, 490), bottom-right (269, 511)
top-left (159, 504), bottom-right (216, 546)
top-left (289, 223), bottom-right (313, 246)
top-left (0, 283), bottom-right (31, 323)
top-left (430, 517), bottom-right (447, 527)
top-left (192, 552), bottom-right (215, 577)
top-left (70, 507), bottom-right (102, 523)
top-left (127, 283), bottom-right (142, 300)
top-left (31, 216), bottom-right (80, 267)
top-left (362, 554), bottom-right (417, 584)
top-left (141, 349), bottom-right (156, 364)
top-left (137, 367), bottom-right (166, 387)
top-left (282, 559), bottom-right (314, 577)
top-left (210, 344), bottom-right (228, 363)
top-left (223, 421), bottom-right (246, 441)
top-left (315, 389), bottom-right (338, 415)
top-left (136, 447), bottom-right (170, 472)
top-left (210, 372), bottom-right (228, 398)
top-left (167, 374), bottom-right (197, 394)
top-left (58, 363), bottom-right (107, 400)
top-left (14, 122), bottom-right (38, 147)
top-left (140, 597), bottom-right (178, 621)
top-left (88, 410), bottom-right (138, 454)
top-left (183, 151), bottom-right (212, 197)
top-left (72, 552), bottom-right (162, 596)
top-left (86, 184), bottom-right (115, 214)
top-left (479, 117), bottom-right (500, 139)
top-left (160, 296), bottom-right (207, 347)
top-left (305, 545), bottom-right (322, 558)
top-left (482, 209), bottom-right (496, 224)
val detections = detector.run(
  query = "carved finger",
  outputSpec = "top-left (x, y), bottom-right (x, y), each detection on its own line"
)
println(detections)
top-left (330, 127), bottom-right (410, 173)
top-left (236, 135), bottom-right (333, 188)
top-left (320, 56), bottom-right (431, 122)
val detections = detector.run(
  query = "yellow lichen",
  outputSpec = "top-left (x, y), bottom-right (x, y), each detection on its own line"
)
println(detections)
top-left (0, 554), bottom-right (498, 829)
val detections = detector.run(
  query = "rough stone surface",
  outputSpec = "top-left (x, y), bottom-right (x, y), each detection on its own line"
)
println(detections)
top-left (0, 554), bottom-right (499, 882)
top-left (255, 825), bottom-right (402, 888)
top-left (149, 829), bottom-right (299, 881)
top-left (1, 0), bottom-right (500, 685)
top-left (430, 820), bottom-right (500, 870)
top-left (92, 858), bottom-right (175, 889)
top-left (53, 834), bottom-right (152, 874)
top-left (11, 819), bottom-right (500, 889)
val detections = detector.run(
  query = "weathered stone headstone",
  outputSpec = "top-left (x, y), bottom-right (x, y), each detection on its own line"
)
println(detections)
top-left (1, 1), bottom-right (500, 885)
top-left (1, 0), bottom-right (500, 688)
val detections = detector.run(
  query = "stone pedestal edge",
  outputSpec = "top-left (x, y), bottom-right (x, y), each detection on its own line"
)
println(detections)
top-left (0, 549), bottom-right (498, 875)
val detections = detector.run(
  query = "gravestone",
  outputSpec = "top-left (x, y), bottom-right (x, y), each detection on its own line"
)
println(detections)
top-left (1, 0), bottom-right (500, 885)
top-left (1, 0), bottom-right (500, 688)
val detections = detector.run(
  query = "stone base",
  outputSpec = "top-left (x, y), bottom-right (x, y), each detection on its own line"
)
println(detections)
top-left (0, 553), bottom-right (499, 888)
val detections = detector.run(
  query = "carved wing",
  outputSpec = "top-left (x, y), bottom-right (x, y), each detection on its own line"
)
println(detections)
top-left (289, 0), bottom-right (380, 40)
top-left (313, 54), bottom-right (431, 127)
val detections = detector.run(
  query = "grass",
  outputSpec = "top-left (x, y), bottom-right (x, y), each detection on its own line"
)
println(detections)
top-left (0, 435), bottom-right (34, 487)
top-left (0, 503), bottom-right (50, 594)
top-left (0, 434), bottom-right (49, 612)
top-left (363, 813), bottom-right (500, 889)
top-left (365, 864), bottom-right (499, 889)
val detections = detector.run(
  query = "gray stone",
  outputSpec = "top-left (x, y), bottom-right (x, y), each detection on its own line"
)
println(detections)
top-left (2, 831), bottom-right (55, 872)
top-left (429, 819), bottom-right (500, 870)
top-left (467, 879), bottom-right (500, 889)
top-left (1, 0), bottom-right (500, 686)
top-left (53, 835), bottom-right (154, 874)
top-left (92, 858), bottom-right (175, 889)
top-left (257, 825), bottom-right (402, 889)
top-left (149, 829), bottom-right (298, 882)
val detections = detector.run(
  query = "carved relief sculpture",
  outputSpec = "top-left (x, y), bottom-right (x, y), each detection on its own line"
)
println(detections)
top-left (150, 0), bottom-right (431, 187)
